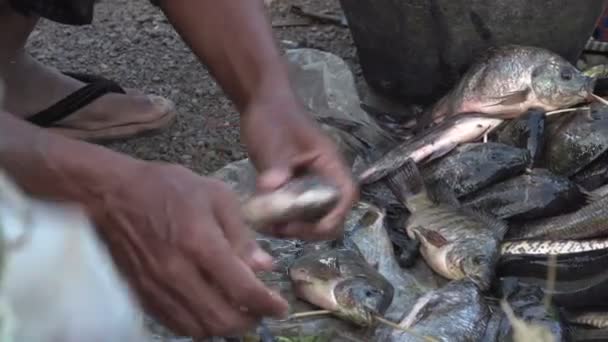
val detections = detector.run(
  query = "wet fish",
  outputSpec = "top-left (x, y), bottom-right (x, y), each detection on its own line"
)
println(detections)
top-left (288, 243), bottom-right (395, 327)
top-left (357, 113), bottom-right (504, 185)
top-left (342, 201), bottom-right (435, 322)
top-left (498, 238), bottom-right (608, 282)
top-left (483, 279), bottom-right (567, 342)
top-left (588, 182), bottom-right (608, 200)
top-left (572, 151), bottom-right (608, 191)
top-left (420, 44), bottom-right (594, 128)
top-left (383, 158), bottom-right (508, 290)
top-left (565, 311), bottom-right (608, 329)
top-left (506, 194), bottom-right (608, 240)
top-left (317, 115), bottom-right (397, 168)
top-left (377, 280), bottom-right (491, 342)
top-left (241, 175), bottom-right (341, 231)
top-left (492, 108), bottom-right (546, 167)
top-left (461, 168), bottom-right (586, 221)
top-left (542, 103), bottom-right (608, 177)
top-left (421, 142), bottom-right (531, 198)
top-left (499, 258), bottom-right (608, 310)
top-left (0, 170), bottom-right (150, 342)
top-left (501, 237), bottom-right (608, 256)
top-left (569, 326), bottom-right (608, 342)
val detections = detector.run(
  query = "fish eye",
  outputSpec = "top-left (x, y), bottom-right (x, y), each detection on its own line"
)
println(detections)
top-left (365, 289), bottom-right (379, 297)
top-left (560, 69), bottom-right (573, 81)
top-left (472, 256), bottom-right (483, 265)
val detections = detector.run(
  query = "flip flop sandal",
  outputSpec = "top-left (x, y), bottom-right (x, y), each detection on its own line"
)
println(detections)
top-left (25, 72), bottom-right (177, 143)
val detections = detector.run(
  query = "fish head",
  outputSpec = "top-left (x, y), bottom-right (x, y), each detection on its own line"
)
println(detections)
top-left (289, 248), bottom-right (393, 327)
top-left (289, 254), bottom-right (345, 314)
top-left (459, 252), bottom-right (496, 290)
top-left (530, 60), bottom-right (595, 109)
top-left (333, 276), bottom-right (393, 326)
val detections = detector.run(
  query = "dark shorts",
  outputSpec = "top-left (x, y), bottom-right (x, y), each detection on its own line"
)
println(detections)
top-left (8, 0), bottom-right (160, 26)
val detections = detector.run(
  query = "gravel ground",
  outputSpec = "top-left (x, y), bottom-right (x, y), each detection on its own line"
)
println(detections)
top-left (28, 0), bottom-right (359, 176)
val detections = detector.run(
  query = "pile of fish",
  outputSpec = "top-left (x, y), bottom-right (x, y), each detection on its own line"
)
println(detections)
top-left (4, 44), bottom-right (608, 341)
top-left (207, 44), bottom-right (608, 342)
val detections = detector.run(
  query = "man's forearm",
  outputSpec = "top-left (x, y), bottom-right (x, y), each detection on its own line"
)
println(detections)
top-left (0, 111), bottom-right (140, 209)
top-left (159, 0), bottom-right (298, 112)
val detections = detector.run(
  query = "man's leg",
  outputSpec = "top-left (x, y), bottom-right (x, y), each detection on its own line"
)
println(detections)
top-left (0, 1), bottom-right (177, 142)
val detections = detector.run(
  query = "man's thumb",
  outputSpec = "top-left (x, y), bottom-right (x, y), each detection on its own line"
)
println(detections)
top-left (256, 168), bottom-right (292, 192)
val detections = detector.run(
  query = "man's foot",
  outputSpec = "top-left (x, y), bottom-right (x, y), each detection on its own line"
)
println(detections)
top-left (1, 52), bottom-right (177, 142)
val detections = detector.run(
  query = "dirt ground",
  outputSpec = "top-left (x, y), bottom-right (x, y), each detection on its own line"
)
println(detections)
top-left (28, 0), bottom-right (359, 176)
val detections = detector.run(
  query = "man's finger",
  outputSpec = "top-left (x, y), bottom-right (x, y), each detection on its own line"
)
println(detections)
top-left (132, 264), bottom-right (205, 337)
top-left (146, 246), bottom-right (261, 337)
top-left (311, 156), bottom-right (359, 235)
top-left (185, 217), bottom-right (289, 319)
top-left (212, 185), bottom-right (274, 271)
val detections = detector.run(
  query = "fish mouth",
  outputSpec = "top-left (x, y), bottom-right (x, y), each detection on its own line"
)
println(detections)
top-left (585, 76), bottom-right (598, 98)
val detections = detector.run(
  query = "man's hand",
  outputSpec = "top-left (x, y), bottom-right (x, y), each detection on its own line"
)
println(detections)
top-left (241, 99), bottom-right (359, 241)
top-left (94, 161), bottom-right (289, 337)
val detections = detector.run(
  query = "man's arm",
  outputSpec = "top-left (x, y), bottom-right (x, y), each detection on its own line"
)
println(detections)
top-left (0, 110), bottom-right (289, 336)
top-left (159, 0), bottom-right (359, 240)
top-left (0, 110), bottom-right (139, 208)
top-left (158, 0), bottom-right (298, 113)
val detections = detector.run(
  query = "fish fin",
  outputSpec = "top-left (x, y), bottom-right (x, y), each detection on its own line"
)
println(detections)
top-left (384, 158), bottom-right (427, 205)
top-left (484, 88), bottom-right (531, 108)
top-left (401, 291), bottom-right (444, 328)
top-left (416, 227), bottom-right (449, 248)
top-left (581, 187), bottom-right (606, 204)
top-left (462, 207), bottom-right (510, 238)
top-left (426, 180), bottom-right (461, 207)
top-left (524, 108), bottom-right (547, 167)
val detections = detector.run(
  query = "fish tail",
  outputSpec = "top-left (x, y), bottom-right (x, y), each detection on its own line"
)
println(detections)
top-left (384, 158), bottom-right (427, 206)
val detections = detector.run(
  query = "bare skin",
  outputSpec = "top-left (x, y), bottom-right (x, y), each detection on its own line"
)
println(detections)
top-left (0, 2), bottom-right (175, 140)
top-left (0, 0), bottom-right (359, 338)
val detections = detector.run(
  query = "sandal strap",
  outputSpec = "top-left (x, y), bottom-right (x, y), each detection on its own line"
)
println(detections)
top-left (26, 73), bottom-right (126, 127)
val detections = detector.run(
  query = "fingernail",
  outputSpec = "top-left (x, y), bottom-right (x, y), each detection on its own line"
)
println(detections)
top-left (252, 248), bottom-right (273, 266)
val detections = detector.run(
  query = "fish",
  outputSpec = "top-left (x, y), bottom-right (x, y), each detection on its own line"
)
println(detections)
top-left (542, 102), bottom-right (608, 177)
top-left (565, 311), bottom-right (608, 329)
top-left (241, 175), bottom-right (341, 232)
top-left (421, 142), bottom-right (531, 198)
top-left (588, 182), bottom-right (608, 200)
top-left (498, 237), bottom-right (608, 284)
top-left (506, 193), bottom-right (608, 240)
top-left (0, 169), bottom-right (151, 342)
top-left (492, 108), bottom-right (546, 167)
top-left (316, 115), bottom-right (397, 168)
top-left (496, 238), bottom-right (608, 311)
top-left (568, 325), bottom-right (608, 342)
top-left (356, 112), bottom-right (504, 185)
top-left (360, 142), bottom-right (530, 225)
top-left (461, 168), bottom-right (586, 221)
top-left (384, 212), bottom-right (421, 269)
top-left (503, 262), bottom-right (608, 310)
top-left (383, 158), bottom-right (508, 290)
top-left (572, 151), bottom-right (608, 191)
top-left (341, 201), bottom-right (436, 322)
top-left (419, 44), bottom-right (594, 129)
top-left (288, 242), bottom-right (395, 327)
top-left (377, 279), bottom-right (491, 342)
top-left (482, 279), bottom-right (567, 342)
